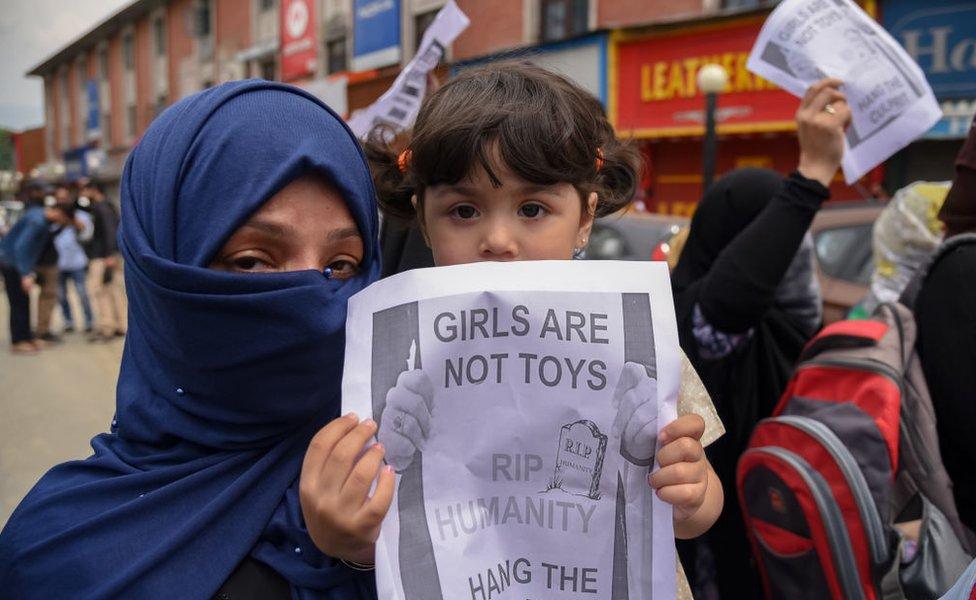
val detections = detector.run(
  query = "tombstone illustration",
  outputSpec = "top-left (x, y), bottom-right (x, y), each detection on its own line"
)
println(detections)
top-left (550, 420), bottom-right (608, 500)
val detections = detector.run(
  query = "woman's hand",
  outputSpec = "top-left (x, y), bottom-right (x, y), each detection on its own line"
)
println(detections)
top-left (300, 414), bottom-right (395, 565)
top-left (796, 78), bottom-right (853, 188)
top-left (378, 370), bottom-right (435, 472)
top-left (612, 362), bottom-right (658, 464)
top-left (649, 414), bottom-right (723, 538)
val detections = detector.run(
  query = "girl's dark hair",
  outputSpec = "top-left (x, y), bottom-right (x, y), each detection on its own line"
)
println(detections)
top-left (365, 61), bottom-right (641, 223)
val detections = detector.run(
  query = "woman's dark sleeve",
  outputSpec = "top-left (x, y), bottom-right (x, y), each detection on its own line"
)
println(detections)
top-left (697, 172), bottom-right (830, 333)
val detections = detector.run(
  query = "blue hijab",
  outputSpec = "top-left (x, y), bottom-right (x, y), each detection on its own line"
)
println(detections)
top-left (0, 80), bottom-right (380, 599)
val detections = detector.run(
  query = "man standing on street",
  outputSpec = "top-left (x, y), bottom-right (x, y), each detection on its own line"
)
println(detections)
top-left (80, 182), bottom-right (126, 342)
top-left (0, 187), bottom-right (71, 354)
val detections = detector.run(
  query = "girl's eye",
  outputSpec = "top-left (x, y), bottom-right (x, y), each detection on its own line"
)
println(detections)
top-left (518, 202), bottom-right (548, 219)
top-left (451, 205), bottom-right (479, 219)
top-left (328, 259), bottom-right (361, 280)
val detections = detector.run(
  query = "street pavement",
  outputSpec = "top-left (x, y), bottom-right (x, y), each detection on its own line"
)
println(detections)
top-left (0, 290), bottom-right (121, 527)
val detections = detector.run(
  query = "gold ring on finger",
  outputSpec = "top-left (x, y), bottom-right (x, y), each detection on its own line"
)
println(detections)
top-left (823, 103), bottom-right (837, 115)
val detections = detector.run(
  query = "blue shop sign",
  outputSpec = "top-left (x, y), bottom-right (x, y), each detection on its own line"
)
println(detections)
top-left (86, 80), bottom-right (100, 139)
top-left (883, 0), bottom-right (976, 100)
top-left (352, 0), bottom-right (401, 71)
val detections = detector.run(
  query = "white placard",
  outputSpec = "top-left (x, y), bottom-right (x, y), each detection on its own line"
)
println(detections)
top-left (747, 0), bottom-right (942, 184)
top-left (347, 0), bottom-right (470, 140)
top-left (342, 261), bottom-right (678, 600)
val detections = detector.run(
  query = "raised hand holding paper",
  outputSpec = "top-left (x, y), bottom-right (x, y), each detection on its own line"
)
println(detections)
top-left (342, 260), bottom-right (679, 599)
top-left (747, 0), bottom-right (941, 183)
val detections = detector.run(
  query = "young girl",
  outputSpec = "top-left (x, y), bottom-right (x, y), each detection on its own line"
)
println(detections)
top-left (301, 62), bottom-right (851, 598)
top-left (300, 62), bottom-right (727, 594)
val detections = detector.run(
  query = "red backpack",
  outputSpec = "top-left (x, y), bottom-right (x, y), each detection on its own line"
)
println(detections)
top-left (736, 297), bottom-right (974, 600)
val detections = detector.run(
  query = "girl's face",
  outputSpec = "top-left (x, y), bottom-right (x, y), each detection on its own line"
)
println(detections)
top-left (210, 175), bottom-right (364, 277)
top-left (418, 160), bottom-right (597, 267)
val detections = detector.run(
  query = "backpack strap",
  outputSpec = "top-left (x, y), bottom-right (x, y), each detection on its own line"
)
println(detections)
top-left (901, 233), bottom-right (976, 310)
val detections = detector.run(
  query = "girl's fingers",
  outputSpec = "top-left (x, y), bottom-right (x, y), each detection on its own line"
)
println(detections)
top-left (321, 419), bottom-right (379, 493)
top-left (360, 465), bottom-right (396, 526)
top-left (659, 414), bottom-right (705, 446)
top-left (649, 460), bottom-right (706, 489)
top-left (339, 443), bottom-right (386, 508)
top-left (301, 413), bottom-right (359, 493)
top-left (656, 435), bottom-right (704, 467)
top-left (655, 482), bottom-right (706, 509)
top-left (807, 87), bottom-right (846, 114)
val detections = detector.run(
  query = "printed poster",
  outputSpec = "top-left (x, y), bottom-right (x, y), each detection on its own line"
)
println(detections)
top-left (747, 0), bottom-right (941, 183)
top-left (342, 261), bottom-right (679, 599)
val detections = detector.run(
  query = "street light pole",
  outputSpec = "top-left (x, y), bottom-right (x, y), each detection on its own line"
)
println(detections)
top-left (697, 64), bottom-right (729, 193)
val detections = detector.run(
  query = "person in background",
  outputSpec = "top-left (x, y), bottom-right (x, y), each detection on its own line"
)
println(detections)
top-left (913, 115), bottom-right (976, 534)
top-left (670, 78), bottom-right (851, 598)
top-left (33, 187), bottom-right (70, 343)
top-left (849, 181), bottom-right (949, 319)
top-left (0, 195), bottom-right (71, 354)
top-left (80, 181), bottom-right (127, 341)
top-left (54, 197), bottom-right (95, 334)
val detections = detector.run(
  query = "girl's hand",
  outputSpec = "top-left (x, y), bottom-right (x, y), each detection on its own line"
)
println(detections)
top-left (300, 414), bottom-right (395, 565)
top-left (796, 77), bottom-right (852, 187)
top-left (378, 370), bottom-right (435, 472)
top-left (612, 362), bottom-right (658, 464)
top-left (649, 414), bottom-right (708, 522)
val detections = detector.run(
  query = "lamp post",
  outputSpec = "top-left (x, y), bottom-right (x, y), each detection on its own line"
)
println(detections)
top-left (697, 63), bottom-right (729, 192)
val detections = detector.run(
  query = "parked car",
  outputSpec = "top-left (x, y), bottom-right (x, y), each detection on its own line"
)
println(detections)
top-left (586, 201), bottom-right (883, 324)
top-left (810, 202), bottom-right (883, 323)
top-left (585, 211), bottom-right (687, 261)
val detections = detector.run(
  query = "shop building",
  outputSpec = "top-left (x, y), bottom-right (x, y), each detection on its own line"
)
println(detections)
top-left (609, 11), bottom-right (874, 216)
top-left (881, 0), bottom-right (976, 188)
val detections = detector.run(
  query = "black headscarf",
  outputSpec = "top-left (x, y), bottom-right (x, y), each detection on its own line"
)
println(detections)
top-left (672, 167), bottom-right (823, 467)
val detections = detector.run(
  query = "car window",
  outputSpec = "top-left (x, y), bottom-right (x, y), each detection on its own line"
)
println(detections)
top-left (814, 223), bottom-right (875, 285)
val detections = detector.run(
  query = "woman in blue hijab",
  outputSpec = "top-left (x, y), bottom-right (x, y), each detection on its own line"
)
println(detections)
top-left (0, 80), bottom-right (385, 598)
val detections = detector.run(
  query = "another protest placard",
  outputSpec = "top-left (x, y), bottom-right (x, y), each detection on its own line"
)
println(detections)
top-left (747, 0), bottom-right (941, 184)
top-left (347, 0), bottom-right (469, 139)
top-left (342, 261), bottom-right (679, 599)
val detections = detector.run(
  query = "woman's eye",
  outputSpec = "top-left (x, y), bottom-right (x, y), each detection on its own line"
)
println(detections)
top-left (451, 205), bottom-right (479, 219)
top-left (228, 255), bottom-right (274, 272)
top-left (328, 260), bottom-right (361, 279)
top-left (518, 203), bottom-right (547, 219)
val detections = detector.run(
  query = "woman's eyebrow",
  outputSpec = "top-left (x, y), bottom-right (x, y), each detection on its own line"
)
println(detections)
top-left (327, 226), bottom-right (362, 242)
top-left (241, 218), bottom-right (290, 238)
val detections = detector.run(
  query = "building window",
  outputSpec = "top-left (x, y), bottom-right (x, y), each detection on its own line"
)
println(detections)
top-left (415, 10), bottom-right (437, 50)
top-left (59, 71), bottom-right (70, 150)
top-left (99, 48), bottom-right (110, 79)
top-left (127, 104), bottom-right (137, 138)
top-left (153, 17), bottom-right (166, 56)
top-left (326, 38), bottom-right (347, 74)
top-left (257, 59), bottom-right (276, 80)
top-left (540, 0), bottom-right (588, 43)
top-left (196, 0), bottom-right (212, 37)
top-left (123, 32), bottom-right (135, 70)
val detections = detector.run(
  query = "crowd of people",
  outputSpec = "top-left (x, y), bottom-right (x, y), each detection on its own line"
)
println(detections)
top-left (0, 61), bottom-right (973, 599)
top-left (0, 178), bottom-right (127, 354)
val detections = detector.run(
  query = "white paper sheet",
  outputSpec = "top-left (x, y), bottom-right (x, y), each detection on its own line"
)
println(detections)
top-left (347, 0), bottom-right (470, 140)
top-left (747, 0), bottom-right (941, 184)
top-left (342, 260), bottom-right (678, 600)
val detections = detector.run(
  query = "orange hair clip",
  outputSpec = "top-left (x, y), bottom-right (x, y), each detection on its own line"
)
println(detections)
top-left (397, 149), bottom-right (412, 174)
top-left (595, 148), bottom-right (605, 172)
